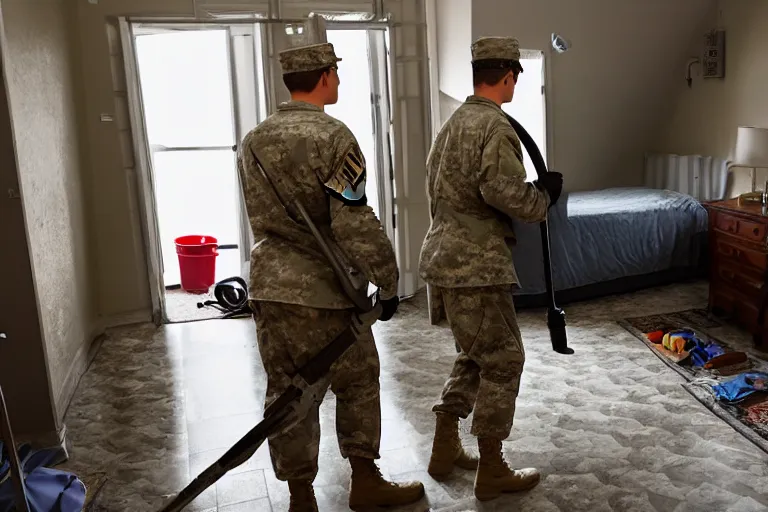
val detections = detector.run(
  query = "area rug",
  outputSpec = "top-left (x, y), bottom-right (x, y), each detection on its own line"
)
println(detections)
top-left (619, 309), bottom-right (768, 454)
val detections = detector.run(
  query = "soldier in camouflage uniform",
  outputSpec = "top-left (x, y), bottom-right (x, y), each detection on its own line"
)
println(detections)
top-left (419, 36), bottom-right (563, 501)
top-left (238, 42), bottom-right (425, 512)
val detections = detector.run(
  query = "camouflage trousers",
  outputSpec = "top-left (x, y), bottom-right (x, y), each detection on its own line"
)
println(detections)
top-left (252, 301), bottom-right (382, 481)
top-left (432, 285), bottom-right (525, 440)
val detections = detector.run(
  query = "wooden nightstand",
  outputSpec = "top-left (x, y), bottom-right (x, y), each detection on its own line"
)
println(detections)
top-left (704, 198), bottom-right (768, 351)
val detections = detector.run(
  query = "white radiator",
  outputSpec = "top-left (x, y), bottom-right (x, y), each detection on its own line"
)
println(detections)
top-left (644, 153), bottom-right (730, 201)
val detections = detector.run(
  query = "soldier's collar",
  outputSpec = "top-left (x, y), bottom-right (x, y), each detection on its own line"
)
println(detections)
top-left (277, 100), bottom-right (324, 112)
top-left (465, 95), bottom-right (503, 110)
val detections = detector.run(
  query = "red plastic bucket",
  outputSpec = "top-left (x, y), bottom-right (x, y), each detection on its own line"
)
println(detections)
top-left (175, 235), bottom-right (218, 293)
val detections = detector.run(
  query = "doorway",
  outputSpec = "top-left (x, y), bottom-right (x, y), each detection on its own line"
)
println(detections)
top-left (125, 22), bottom-right (394, 323)
top-left (132, 26), bottom-right (260, 322)
top-left (501, 49), bottom-right (547, 181)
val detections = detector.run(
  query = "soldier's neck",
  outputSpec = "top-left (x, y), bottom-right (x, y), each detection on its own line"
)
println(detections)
top-left (290, 92), bottom-right (326, 110)
top-left (473, 88), bottom-right (503, 107)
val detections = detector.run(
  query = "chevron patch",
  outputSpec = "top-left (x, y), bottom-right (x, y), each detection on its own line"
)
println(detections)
top-left (325, 144), bottom-right (367, 202)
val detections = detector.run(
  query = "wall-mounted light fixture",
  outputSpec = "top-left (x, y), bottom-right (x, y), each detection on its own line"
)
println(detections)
top-left (551, 33), bottom-right (571, 54)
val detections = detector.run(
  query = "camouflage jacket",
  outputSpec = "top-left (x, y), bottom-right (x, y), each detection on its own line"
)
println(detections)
top-left (419, 95), bottom-right (550, 288)
top-left (238, 101), bottom-right (398, 309)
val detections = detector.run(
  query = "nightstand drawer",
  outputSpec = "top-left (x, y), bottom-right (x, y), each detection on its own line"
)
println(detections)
top-left (713, 237), bottom-right (768, 273)
top-left (710, 284), bottom-right (761, 330)
top-left (714, 211), bottom-right (768, 245)
top-left (714, 262), bottom-right (765, 299)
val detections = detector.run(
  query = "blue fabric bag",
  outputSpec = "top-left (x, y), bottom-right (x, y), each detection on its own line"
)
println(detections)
top-left (711, 372), bottom-right (768, 404)
top-left (0, 442), bottom-right (86, 512)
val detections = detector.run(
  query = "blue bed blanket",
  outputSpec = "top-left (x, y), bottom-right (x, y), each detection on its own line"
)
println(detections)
top-left (510, 187), bottom-right (709, 296)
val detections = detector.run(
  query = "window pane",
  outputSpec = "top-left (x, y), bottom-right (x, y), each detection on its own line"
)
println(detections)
top-left (325, 30), bottom-right (380, 219)
top-left (502, 54), bottom-right (546, 182)
top-left (135, 30), bottom-right (235, 148)
top-left (152, 150), bottom-right (241, 284)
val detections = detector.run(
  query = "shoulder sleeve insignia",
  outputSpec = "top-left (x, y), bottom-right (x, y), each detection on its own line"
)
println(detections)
top-left (323, 143), bottom-right (368, 205)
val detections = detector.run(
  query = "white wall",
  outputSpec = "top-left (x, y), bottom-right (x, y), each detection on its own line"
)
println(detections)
top-left (472, 0), bottom-right (715, 192)
top-left (436, 0), bottom-right (472, 104)
top-left (659, 0), bottom-right (768, 197)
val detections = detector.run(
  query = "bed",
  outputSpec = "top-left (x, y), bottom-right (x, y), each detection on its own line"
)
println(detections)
top-left (510, 187), bottom-right (710, 308)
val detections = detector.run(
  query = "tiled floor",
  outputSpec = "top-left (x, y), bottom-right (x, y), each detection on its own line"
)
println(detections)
top-left (61, 280), bottom-right (768, 511)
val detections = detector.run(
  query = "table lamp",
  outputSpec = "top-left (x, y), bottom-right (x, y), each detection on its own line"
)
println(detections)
top-left (731, 126), bottom-right (768, 207)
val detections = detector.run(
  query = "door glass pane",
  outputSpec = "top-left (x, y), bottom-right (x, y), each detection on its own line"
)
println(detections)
top-left (501, 53), bottom-right (546, 182)
top-left (325, 30), bottom-right (380, 219)
top-left (135, 30), bottom-right (235, 148)
top-left (152, 149), bottom-right (241, 285)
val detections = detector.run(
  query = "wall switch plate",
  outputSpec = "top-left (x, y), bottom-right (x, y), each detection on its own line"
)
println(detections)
top-left (703, 29), bottom-right (725, 79)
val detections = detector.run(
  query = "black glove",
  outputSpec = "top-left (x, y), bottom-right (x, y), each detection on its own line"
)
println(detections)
top-left (378, 293), bottom-right (400, 321)
top-left (536, 171), bottom-right (563, 206)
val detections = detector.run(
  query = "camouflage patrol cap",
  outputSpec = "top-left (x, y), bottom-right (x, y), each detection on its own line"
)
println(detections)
top-left (279, 42), bottom-right (342, 74)
top-left (471, 36), bottom-right (521, 63)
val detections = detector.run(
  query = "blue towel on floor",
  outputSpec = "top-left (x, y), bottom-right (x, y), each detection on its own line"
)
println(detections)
top-left (0, 442), bottom-right (86, 512)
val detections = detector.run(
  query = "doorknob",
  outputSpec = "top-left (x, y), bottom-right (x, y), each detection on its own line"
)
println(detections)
top-left (232, 145), bottom-right (237, 152)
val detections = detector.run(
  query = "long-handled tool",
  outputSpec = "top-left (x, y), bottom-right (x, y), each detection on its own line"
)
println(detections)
top-left (156, 146), bottom-right (380, 512)
top-left (505, 114), bottom-right (574, 355)
top-left (0, 386), bottom-right (31, 512)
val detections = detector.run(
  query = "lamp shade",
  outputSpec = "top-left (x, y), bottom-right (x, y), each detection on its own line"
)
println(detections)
top-left (734, 126), bottom-right (768, 167)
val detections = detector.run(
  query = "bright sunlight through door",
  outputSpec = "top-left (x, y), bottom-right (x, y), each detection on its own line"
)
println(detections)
top-left (134, 30), bottom-right (242, 288)
top-left (325, 30), bottom-right (381, 220)
top-left (501, 50), bottom-right (546, 182)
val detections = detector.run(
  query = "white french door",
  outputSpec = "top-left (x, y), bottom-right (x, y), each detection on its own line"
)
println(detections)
top-left (132, 27), bottom-right (244, 291)
top-left (126, 23), bottom-right (266, 309)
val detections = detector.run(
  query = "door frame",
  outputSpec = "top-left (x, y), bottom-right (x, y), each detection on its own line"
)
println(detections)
top-left (119, 18), bottom-right (164, 324)
top-left (121, 21), bottom-right (248, 322)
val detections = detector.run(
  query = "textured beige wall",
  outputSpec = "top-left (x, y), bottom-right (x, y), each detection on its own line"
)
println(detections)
top-left (2, 0), bottom-right (95, 425)
top-left (659, 0), bottom-right (768, 197)
top-left (0, 13), bottom-right (59, 442)
top-left (472, 0), bottom-right (715, 192)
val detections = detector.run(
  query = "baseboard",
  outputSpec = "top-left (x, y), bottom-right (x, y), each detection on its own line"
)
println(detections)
top-left (98, 308), bottom-right (153, 330)
top-left (55, 330), bottom-right (107, 425)
top-left (14, 423), bottom-right (69, 462)
top-left (513, 267), bottom-right (707, 309)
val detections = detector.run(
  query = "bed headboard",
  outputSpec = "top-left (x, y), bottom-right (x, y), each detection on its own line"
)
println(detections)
top-left (643, 153), bottom-right (730, 201)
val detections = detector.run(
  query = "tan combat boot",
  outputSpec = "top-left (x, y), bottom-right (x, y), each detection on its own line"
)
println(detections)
top-left (474, 437), bottom-right (540, 501)
top-left (348, 456), bottom-right (425, 510)
top-left (427, 413), bottom-right (479, 480)
top-left (288, 480), bottom-right (318, 512)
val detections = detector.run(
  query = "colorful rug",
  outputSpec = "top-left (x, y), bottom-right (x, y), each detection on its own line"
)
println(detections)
top-left (619, 309), bottom-right (768, 454)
